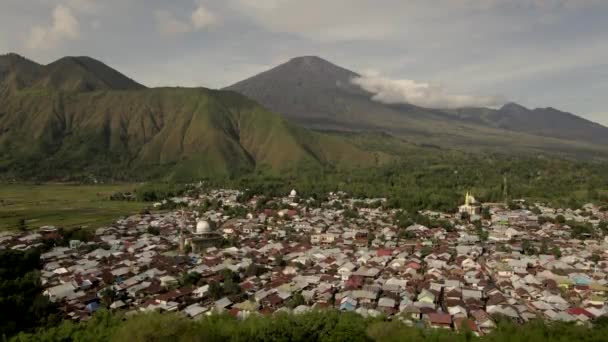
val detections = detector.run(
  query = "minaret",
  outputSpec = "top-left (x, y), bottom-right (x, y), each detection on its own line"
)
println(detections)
top-left (178, 210), bottom-right (186, 255)
top-left (179, 228), bottom-right (185, 254)
top-left (503, 174), bottom-right (509, 203)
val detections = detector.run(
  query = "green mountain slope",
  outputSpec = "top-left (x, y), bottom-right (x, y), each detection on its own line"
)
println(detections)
top-left (0, 86), bottom-right (394, 181)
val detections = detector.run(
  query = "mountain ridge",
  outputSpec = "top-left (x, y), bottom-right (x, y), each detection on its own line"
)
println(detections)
top-left (1, 53), bottom-right (607, 182)
top-left (0, 53), bottom-right (145, 93)
top-left (0, 81), bottom-right (395, 181)
top-left (226, 55), bottom-right (608, 150)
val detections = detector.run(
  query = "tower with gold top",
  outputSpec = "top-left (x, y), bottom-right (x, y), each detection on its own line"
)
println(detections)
top-left (459, 191), bottom-right (481, 217)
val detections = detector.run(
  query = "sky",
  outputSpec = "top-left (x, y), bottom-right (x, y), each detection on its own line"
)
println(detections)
top-left (1, 0), bottom-right (607, 124)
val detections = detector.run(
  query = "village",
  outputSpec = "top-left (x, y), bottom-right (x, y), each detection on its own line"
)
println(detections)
top-left (1, 188), bottom-right (608, 336)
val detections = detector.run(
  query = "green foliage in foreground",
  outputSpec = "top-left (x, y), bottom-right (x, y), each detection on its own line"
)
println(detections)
top-left (10, 310), bottom-right (608, 342)
top-left (0, 249), bottom-right (58, 339)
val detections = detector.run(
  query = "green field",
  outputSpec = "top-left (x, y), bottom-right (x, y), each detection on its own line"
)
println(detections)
top-left (0, 183), bottom-right (146, 230)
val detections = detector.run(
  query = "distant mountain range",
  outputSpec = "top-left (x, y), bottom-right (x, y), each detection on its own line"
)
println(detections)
top-left (0, 53), bottom-right (144, 93)
top-left (0, 53), bottom-right (606, 181)
top-left (227, 56), bottom-right (608, 155)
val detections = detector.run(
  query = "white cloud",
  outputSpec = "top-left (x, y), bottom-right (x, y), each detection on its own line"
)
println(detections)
top-left (156, 4), bottom-right (219, 35)
top-left (155, 10), bottom-right (192, 35)
top-left (26, 5), bottom-right (80, 50)
top-left (191, 5), bottom-right (218, 29)
top-left (352, 72), bottom-right (503, 109)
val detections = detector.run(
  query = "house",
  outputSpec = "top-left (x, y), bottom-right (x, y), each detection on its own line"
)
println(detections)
top-left (44, 283), bottom-right (77, 302)
top-left (183, 303), bottom-right (207, 318)
top-left (425, 312), bottom-right (452, 329)
top-left (378, 297), bottom-right (396, 314)
top-left (454, 318), bottom-right (480, 335)
top-left (338, 262), bottom-right (356, 280)
top-left (340, 297), bottom-right (357, 311)
top-left (471, 309), bottom-right (495, 333)
top-left (417, 289), bottom-right (436, 304)
top-left (401, 304), bottom-right (422, 321)
top-left (215, 297), bottom-right (233, 312)
top-left (160, 275), bottom-right (178, 288)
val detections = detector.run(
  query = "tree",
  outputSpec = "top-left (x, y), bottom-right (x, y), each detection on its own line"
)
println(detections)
top-left (180, 272), bottom-right (201, 286)
top-left (460, 212), bottom-right (470, 221)
top-left (551, 246), bottom-right (562, 259)
top-left (540, 240), bottom-right (549, 255)
top-left (482, 207), bottom-right (492, 220)
top-left (208, 281), bottom-right (223, 300)
top-left (599, 221), bottom-right (608, 235)
top-left (147, 226), bottom-right (160, 235)
top-left (17, 217), bottom-right (28, 231)
top-left (522, 240), bottom-right (536, 255)
top-left (286, 293), bottom-right (306, 309)
top-left (400, 230), bottom-right (416, 240)
top-left (0, 249), bottom-right (58, 338)
top-left (556, 215), bottom-right (566, 224)
top-left (100, 287), bottom-right (117, 308)
top-left (244, 263), bottom-right (266, 277)
top-left (476, 227), bottom-right (489, 242)
top-left (367, 232), bottom-right (376, 247)
top-left (275, 255), bottom-right (287, 267)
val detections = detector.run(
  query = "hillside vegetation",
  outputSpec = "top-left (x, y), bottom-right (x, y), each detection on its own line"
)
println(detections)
top-left (9, 310), bottom-right (608, 342)
top-left (0, 86), bottom-right (393, 181)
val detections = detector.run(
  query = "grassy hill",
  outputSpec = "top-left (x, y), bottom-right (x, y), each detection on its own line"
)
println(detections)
top-left (0, 85), bottom-right (397, 181)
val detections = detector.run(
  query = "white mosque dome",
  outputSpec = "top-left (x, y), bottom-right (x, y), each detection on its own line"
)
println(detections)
top-left (289, 189), bottom-right (297, 197)
top-left (195, 220), bottom-right (211, 234)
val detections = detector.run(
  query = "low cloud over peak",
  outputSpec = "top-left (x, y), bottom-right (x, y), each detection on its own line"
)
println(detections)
top-left (26, 5), bottom-right (80, 50)
top-left (156, 4), bottom-right (219, 36)
top-left (352, 72), bottom-right (503, 109)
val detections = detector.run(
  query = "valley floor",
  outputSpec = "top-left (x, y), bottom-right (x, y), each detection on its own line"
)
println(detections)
top-left (0, 183), bottom-right (145, 231)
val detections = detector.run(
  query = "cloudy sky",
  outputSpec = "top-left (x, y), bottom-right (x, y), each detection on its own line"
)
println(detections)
top-left (1, 0), bottom-right (607, 124)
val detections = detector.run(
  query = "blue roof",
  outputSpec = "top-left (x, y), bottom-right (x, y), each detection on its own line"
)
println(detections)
top-left (86, 301), bottom-right (100, 313)
top-left (340, 302), bottom-right (355, 311)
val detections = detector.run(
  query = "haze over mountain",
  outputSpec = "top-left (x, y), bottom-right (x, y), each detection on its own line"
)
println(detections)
top-left (227, 56), bottom-right (608, 153)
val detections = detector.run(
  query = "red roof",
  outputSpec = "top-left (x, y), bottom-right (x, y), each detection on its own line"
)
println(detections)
top-left (427, 313), bottom-right (452, 325)
top-left (377, 249), bottom-right (393, 257)
top-left (454, 318), bottom-right (479, 332)
top-left (240, 281), bottom-right (255, 290)
top-left (406, 261), bottom-right (422, 270)
top-left (567, 307), bottom-right (595, 318)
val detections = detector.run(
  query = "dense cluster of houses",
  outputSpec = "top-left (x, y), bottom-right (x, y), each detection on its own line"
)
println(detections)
top-left (1, 189), bottom-right (607, 335)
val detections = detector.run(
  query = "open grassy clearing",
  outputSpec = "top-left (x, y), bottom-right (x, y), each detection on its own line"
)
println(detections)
top-left (0, 183), bottom-right (146, 230)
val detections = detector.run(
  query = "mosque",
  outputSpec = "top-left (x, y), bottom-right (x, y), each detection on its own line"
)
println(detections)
top-left (181, 219), bottom-right (222, 254)
top-left (458, 191), bottom-right (481, 217)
